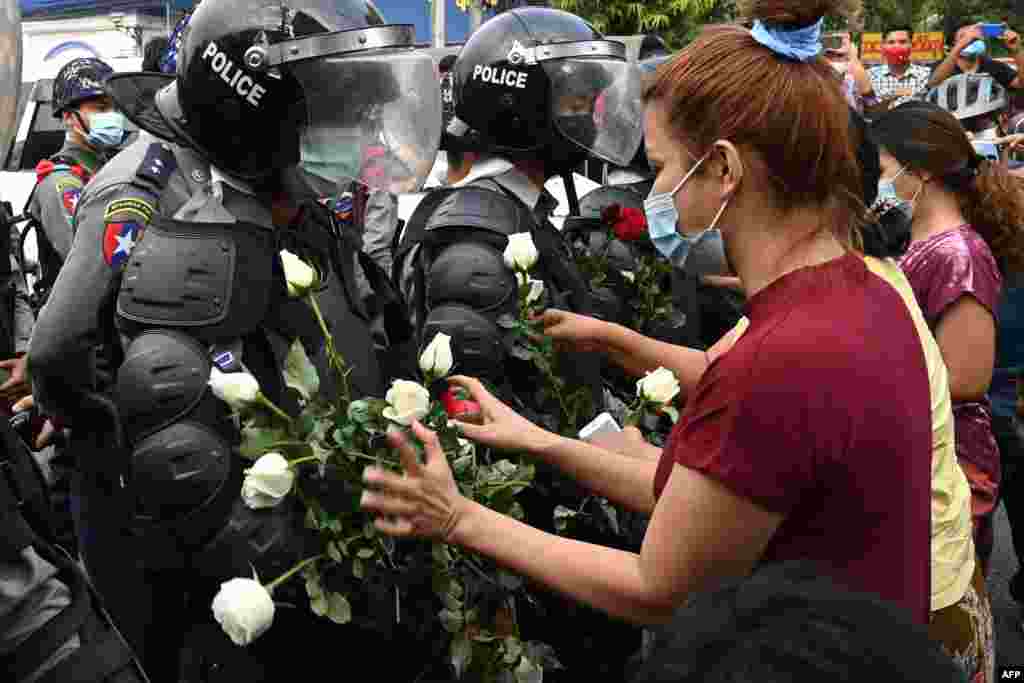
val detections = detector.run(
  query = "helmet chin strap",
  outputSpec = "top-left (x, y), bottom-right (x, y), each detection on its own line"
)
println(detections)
top-left (562, 171), bottom-right (580, 216)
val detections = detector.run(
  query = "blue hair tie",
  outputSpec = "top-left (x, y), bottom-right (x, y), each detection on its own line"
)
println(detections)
top-left (750, 18), bottom-right (824, 62)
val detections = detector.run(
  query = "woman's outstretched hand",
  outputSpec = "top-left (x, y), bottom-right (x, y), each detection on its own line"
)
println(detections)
top-left (447, 376), bottom-right (557, 455)
top-left (360, 420), bottom-right (465, 541)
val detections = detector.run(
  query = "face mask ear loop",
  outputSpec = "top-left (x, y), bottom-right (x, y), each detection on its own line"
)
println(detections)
top-left (71, 110), bottom-right (90, 136)
top-left (708, 193), bottom-right (733, 232)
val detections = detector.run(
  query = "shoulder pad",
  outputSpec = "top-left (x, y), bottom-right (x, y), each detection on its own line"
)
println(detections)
top-left (135, 141), bottom-right (178, 191)
top-left (424, 186), bottom-right (531, 238)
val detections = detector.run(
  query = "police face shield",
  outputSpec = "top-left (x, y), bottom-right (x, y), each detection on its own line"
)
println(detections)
top-left (292, 50), bottom-right (441, 194)
top-left (241, 25), bottom-right (441, 194)
top-left (536, 42), bottom-right (643, 167)
top-left (0, 1), bottom-right (20, 160)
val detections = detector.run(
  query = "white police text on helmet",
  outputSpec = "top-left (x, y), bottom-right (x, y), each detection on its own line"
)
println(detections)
top-left (201, 42), bottom-right (266, 107)
top-left (472, 65), bottom-right (528, 89)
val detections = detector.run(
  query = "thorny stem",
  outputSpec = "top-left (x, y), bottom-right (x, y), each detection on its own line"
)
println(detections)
top-left (257, 393), bottom-right (294, 426)
top-left (265, 554), bottom-right (327, 593)
top-left (308, 291), bottom-right (352, 408)
top-left (287, 455), bottom-right (323, 468)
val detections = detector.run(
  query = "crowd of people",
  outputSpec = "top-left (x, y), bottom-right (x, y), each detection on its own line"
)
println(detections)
top-left (5, 0), bottom-right (1024, 681)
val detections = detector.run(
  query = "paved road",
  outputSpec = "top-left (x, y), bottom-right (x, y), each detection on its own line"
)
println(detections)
top-left (991, 501), bottom-right (1023, 669)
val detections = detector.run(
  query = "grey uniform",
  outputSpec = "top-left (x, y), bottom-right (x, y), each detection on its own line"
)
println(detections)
top-left (30, 132), bottom-right (381, 422)
top-left (29, 132), bottom-right (381, 680)
top-left (27, 141), bottom-right (103, 263)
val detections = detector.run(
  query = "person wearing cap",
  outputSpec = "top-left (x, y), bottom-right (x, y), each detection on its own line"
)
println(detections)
top-left (0, 58), bottom-right (127, 411)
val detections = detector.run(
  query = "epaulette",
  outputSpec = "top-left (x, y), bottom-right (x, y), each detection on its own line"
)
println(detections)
top-left (135, 141), bottom-right (178, 192)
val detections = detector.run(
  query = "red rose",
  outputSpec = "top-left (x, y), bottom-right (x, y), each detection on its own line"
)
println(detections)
top-left (441, 387), bottom-right (483, 424)
top-left (613, 207), bottom-right (647, 241)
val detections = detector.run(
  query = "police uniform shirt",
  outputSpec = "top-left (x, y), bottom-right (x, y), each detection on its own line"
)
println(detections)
top-left (28, 141), bottom-right (102, 261)
top-left (451, 157), bottom-right (560, 220)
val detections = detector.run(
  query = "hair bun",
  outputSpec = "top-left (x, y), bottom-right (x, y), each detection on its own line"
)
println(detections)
top-left (738, 0), bottom-right (860, 27)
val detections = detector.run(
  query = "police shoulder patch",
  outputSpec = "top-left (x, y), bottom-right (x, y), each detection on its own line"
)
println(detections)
top-left (102, 221), bottom-right (144, 269)
top-left (135, 142), bottom-right (178, 190)
top-left (103, 197), bottom-right (156, 225)
top-left (62, 187), bottom-right (81, 218)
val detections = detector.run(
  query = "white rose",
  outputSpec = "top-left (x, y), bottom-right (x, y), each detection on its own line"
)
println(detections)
top-left (241, 453), bottom-right (295, 510)
top-left (525, 278), bottom-right (545, 305)
top-left (209, 368), bottom-right (261, 411)
top-left (419, 332), bottom-right (454, 379)
top-left (280, 249), bottom-right (317, 297)
top-left (211, 577), bottom-right (276, 646)
top-left (621, 270), bottom-right (636, 283)
top-left (636, 367), bottom-right (681, 405)
top-left (382, 380), bottom-right (431, 425)
top-left (503, 233), bottom-right (539, 272)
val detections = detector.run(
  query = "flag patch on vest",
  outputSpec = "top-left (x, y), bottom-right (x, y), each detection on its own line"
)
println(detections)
top-left (102, 221), bottom-right (143, 268)
top-left (62, 188), bottom-right (80, 217)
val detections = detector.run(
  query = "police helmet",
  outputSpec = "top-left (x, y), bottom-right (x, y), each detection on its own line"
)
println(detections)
top-left (106, 0), bottom-right (442, 193)
top-left (451, 8), bottom-right (643, 173)
top-left (52, 57), bottom-right (115, 118)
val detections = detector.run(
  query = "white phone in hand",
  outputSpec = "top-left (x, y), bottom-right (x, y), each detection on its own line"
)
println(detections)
top-left (578, 411), bottom-right (622, 442)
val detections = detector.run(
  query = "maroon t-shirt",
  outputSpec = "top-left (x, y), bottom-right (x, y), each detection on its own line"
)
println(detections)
top-left (653, 252), bottom-right (932, 624)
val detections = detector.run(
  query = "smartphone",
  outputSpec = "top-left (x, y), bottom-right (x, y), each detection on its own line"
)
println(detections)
top-left (982, 23), bottom-right (1006, 38)
top-left (578, 411), bottom-right (622, 442)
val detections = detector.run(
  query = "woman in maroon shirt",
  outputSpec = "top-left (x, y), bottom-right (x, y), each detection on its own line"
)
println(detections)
top-left (361, 0), bottom-right (940, 649)
top-left (871, 102), bottom-right (1024, 578)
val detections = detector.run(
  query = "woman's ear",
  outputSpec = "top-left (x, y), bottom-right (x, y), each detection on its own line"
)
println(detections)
top-left (714, 141), bottom-right (744, 200)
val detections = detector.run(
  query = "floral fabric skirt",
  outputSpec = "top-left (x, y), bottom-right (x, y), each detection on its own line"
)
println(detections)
top-left (929, 562), bottom-right (994, 683)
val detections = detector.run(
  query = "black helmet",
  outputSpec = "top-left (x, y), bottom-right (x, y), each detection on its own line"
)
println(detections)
top-left (451, 7), bottom-right (643, 174)
top-left (106, 0), bottom-right (442, 192)
top-left (52, 57), bottom-right (115, 118)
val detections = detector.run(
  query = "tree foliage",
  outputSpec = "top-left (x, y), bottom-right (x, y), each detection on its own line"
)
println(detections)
top-left (550, 0), bottom-right (720, 48)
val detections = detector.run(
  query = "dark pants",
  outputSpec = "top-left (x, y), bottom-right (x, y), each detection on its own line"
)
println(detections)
top-left (993, 413), bottom-right (1024, 603)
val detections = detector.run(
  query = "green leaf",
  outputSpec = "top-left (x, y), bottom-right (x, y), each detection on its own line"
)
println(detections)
top-left (441, 590), bottom-right (463, 612)
top-left (509, 344), bottom-right (534, 361)
top-left (433, 543), bottom-right (452, 565)
top-left (471, 631), bottom-right (498, 643)
top-left (598, 499), bottom-right (620, 536)
top-left (239, 426), bottom-right (291, 460)
top-left (503, 637), bottom-right (524, 664)
top-left (439, 608), bottom-right (464, 633)
top-left (305, 576), bottom-right (323, 600)
top-left (284, 339), bottom-right (320, 400)
top-left (451, 632), bottom-right (473, 679)
top-left (310, 593), bottom-right (328, 617)
top-left (356, 547), bottom-right (375, 560)
top-left (327, 541), bottom-right (343, 563)
top-left (661, 406), bottom-right (680, 424)
top-left (348, 399), bottom-right (387, 425)
top-left (515, 656), bottom-right (543, 683)
top-left (352, 558), bottom-right (365, 580)
top-left (326, 592), bottom-right (352, 624)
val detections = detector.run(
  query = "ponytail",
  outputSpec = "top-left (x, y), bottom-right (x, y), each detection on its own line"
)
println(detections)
top-left (957, 158), bottom-right (1024, 275)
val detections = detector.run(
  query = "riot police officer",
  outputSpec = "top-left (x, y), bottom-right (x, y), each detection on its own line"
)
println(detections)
top-left (392, 8), bottom-right (645, 680)
top-left (27, 0), bottom-right (440, 680)
top-left (0, 5), bottom-right (147, 681)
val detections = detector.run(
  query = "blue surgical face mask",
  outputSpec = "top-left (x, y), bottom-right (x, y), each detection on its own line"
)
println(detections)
top-left (644, 152), bottom-right (732, 270)
top-left (874, 165), bottom-right (922, 220)
top-left (84, 110), bottom-right (128, 150)
top-left (962, 39), bottom-right (987, 59)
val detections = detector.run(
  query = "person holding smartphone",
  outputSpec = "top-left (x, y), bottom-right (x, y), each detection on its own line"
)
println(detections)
top-left (929, 22), bottom-right (1024, 91)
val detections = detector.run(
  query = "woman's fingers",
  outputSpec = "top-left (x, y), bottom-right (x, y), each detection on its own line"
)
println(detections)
top-left (373, 515), bottom-right (416, 537)
top-left (386, 426), bottom-right (424, 475)
top-left (363, 465), bottom-right (420, 499)
top-left (448, 375), bottom-right (497, 411)
top-left (360, 490), bottom-right (419, 517)
top-left (411, 420), bottom-right (444, 468)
